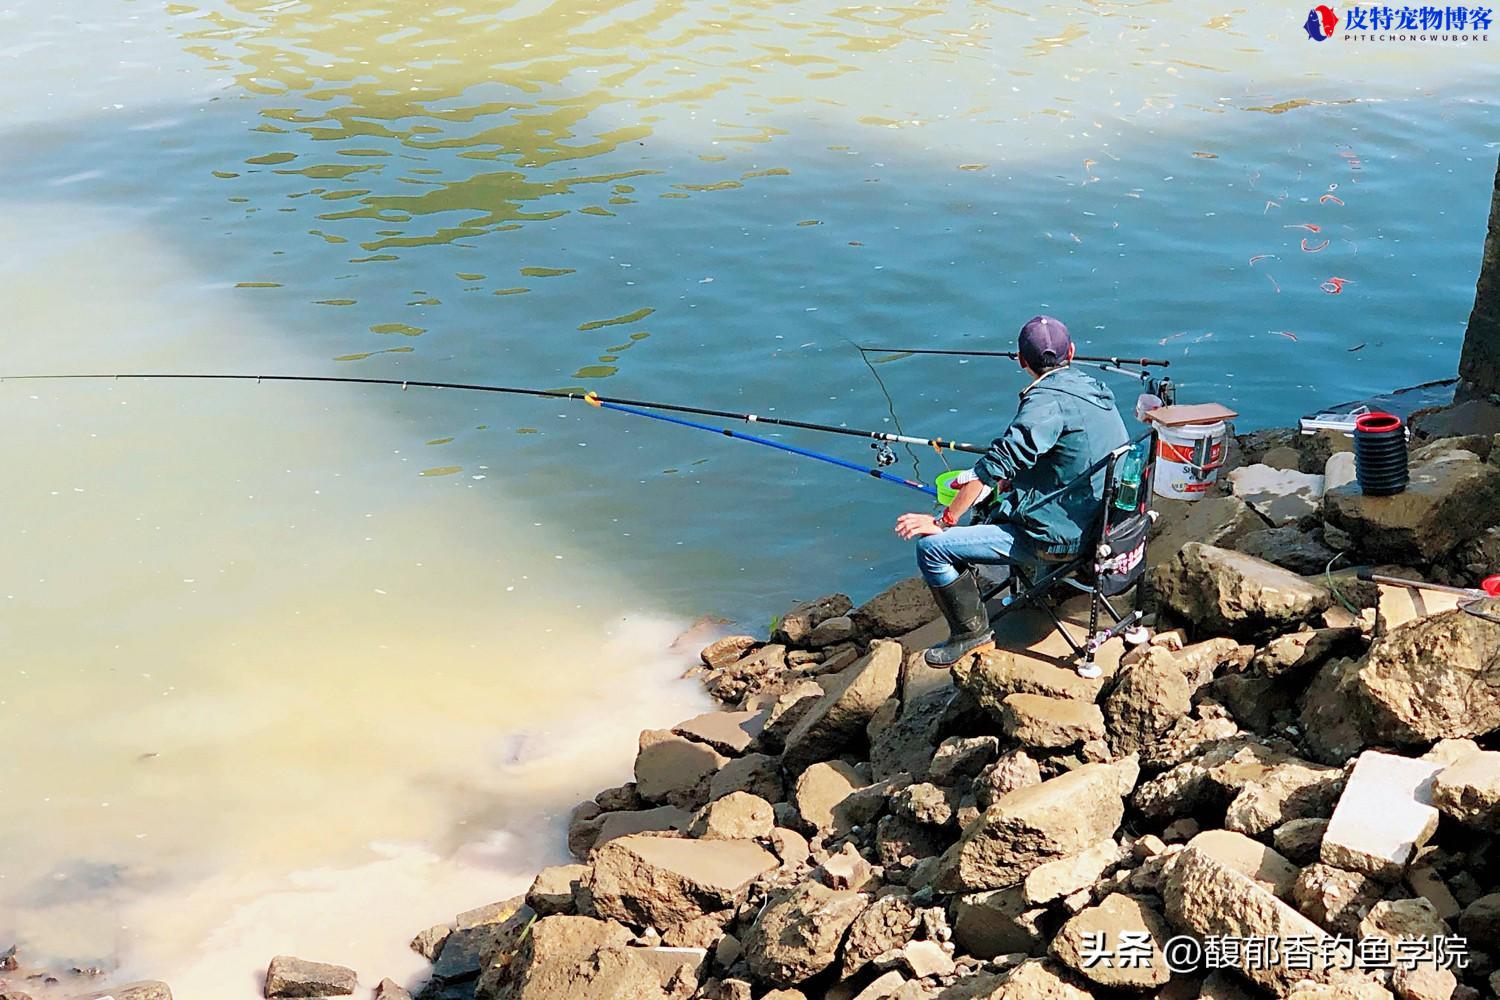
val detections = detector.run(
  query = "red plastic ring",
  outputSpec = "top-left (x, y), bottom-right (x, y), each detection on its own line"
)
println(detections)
top-left (1483, 575), bottom-right (1500, 597)
top-left (1354, 412), bottom-right (1403, 434)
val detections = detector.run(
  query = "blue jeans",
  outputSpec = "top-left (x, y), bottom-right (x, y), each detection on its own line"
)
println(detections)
top-left (915, 522), bottom-right (1040, 588)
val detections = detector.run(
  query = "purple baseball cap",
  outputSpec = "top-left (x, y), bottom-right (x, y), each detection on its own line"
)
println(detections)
top-left (1018, 315), bottom-right (1072, 370)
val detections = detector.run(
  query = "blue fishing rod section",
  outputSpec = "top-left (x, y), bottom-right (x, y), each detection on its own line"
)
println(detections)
top-left (587, 393), bottom-right (937, 497)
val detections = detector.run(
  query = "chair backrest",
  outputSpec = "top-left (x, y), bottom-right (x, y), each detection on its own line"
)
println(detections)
top-left (1091, 430), bottom-right (1158, 596)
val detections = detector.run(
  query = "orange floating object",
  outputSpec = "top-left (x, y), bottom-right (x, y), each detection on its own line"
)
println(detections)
top-left (1286, 223), bottom-right (1322, 232)
top-left (1321, 277), bottom-right (1350, 294)
top-left (1302, 238), bottom-right (1330, 253)
top-left (1320, 193), bottom-right (1344, 205)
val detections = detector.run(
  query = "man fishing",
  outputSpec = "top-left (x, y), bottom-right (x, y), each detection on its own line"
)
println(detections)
top-left (894, 315), bottom-right (1129, 673)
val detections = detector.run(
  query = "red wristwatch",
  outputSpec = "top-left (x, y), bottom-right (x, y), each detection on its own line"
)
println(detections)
top-left (938, 510), bottom-right (959, 528)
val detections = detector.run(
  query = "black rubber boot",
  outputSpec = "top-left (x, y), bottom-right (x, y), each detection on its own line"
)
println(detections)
top-left (923, 573), bottom-right (994, 667)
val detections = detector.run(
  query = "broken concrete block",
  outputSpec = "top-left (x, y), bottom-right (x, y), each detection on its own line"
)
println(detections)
top-left (1051, 893), bottom-right (1172, 990)
top-left (743, 881), bottom-right (867, 986)
top-left (1229, 463), bottom-right (1325, 526)
top-left (781, 641), bottom-right (902, 771)
top-left (634, 731), bottom-right (728, 809)
top-left (1186, 829), bottom-right (1299, 900)
top-left (1321, 751), bottom-right (1443, 881)
top-left (264, 956), bottom-right (357, 997)
top-left (1163, 846), bottom-right (1386, 997)
top-left (672, 709), bottom-right (768, 756)
top-left (1023, 839), bottom-right (1129, 906)
top-left (999, 693), bottom-right (1106, 749)
top-left (1431, 750), bottom-right (1500, 830)
top-left (588, 835), bottom-right (778, 929)
top-left (792, 759), bottom-right (870, 835)
top-left (936, 761), bottom-right (1130, 893)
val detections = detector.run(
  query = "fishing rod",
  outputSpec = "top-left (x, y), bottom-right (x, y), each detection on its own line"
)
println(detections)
top-left (0, 372), bottom-right (973, 496)
top-left (596, 396), bottom-right (936, 497)
top-left (856, 346), bottom-right (1178, 406)
top-left (859, 346), bottom-right (1172, 367)
top-left (0, 373), bottom-right (988, 455)
top-left (1356, 569), bottom-right (1500, 625)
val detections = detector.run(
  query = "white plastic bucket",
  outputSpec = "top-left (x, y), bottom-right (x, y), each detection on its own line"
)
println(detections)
top-left (1153, 420), bottom-right (1228, 500)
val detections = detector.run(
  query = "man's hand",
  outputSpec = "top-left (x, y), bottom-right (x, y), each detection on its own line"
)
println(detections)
top-left (895, 513), bottom-right (944, 540)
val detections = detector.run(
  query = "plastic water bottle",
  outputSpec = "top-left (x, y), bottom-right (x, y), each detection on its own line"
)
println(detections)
top-left (1114, 445), bottom-right (1144, 511)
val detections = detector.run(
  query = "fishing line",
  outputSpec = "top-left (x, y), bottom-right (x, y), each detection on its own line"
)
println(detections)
top-left (843, 336), bottom-right (928, 481)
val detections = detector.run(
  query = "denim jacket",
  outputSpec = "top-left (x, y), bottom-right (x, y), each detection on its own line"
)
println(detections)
top-left (969, 366), bottom-right (1129, 554)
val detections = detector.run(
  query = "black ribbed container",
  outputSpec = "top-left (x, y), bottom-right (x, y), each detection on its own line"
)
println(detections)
top-left (1353, 412), bottom-right (1408, 496)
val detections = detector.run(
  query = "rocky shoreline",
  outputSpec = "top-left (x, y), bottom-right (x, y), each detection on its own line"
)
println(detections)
top-left (6, 401), bottom-right (1500, 1000)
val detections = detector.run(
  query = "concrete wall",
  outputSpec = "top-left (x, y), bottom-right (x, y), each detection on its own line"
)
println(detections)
top-left (1458, 154), bottom-right (1500, 402)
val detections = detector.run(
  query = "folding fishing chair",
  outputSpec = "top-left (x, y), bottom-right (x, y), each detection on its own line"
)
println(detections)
top-left (978, 429), bottom-right (1159, 675)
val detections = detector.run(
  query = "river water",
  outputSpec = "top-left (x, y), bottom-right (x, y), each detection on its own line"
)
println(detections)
top-left (1, 0), bottom-right (1496, 994)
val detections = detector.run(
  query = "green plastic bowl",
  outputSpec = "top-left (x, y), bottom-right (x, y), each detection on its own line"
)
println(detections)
top-left (935, 469), bottom-right (963, 506)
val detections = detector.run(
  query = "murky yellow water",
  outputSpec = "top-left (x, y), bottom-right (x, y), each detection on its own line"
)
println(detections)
top-left (1, 0), bottom-right (1496, 994)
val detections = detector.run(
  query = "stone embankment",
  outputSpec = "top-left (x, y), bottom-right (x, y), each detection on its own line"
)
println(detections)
top-left (373, 415), bottom-right (1500, 1000)
top-left (5, 406), bottom-right (1499, 1000)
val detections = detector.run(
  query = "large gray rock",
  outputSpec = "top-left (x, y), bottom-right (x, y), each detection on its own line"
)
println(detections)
top-left (781, 640), bottom-right (902, 772)
top-left (478, 915), bottom-right (665, 1000)
top-left (75, 984), bottom-right (173, 1000)
top-left (1238, 525), bottom-right (1340, 575)
top-left (773, 593), bottom-right (853, 646)
top-left (1185, 829), bottom-right (1299, 899)
top-left (1292, 863), bottom-right (1385, 936)
top-left (1103, 650), bottom-right (1192, 754)
top-left (688, 792), bottom-right (775, 841)
top-left (1163, 846), bottom-right (1389, 997)
top-left (264, 957), bottom-right (357, 997)
top-left (1322, 447), bottom-right (1500, 562)
top-left (527, 865), bottom-right (588, 916)
top-left (851, 578), bottom-right (940, 638)
top-left (1051, 893), bottom-right (1172, 990)
top-left (951, 886), bottom-right (1047, 958)
top-left (935, 760), bottom-right (1134, 892)
top-left (757, 680), bottom-right (826, 754)
top-left (634, 731), bottom-right (728, 809)
top-left (587, 835), bottom-right (778, 929)
top-left (1432, 750), bottom-right (1500, 829)
top-left (592, 805), bottom-right (694, 849)
top-left (708, 752), bottom-right (785, 805)
top-left (1229, 463), bottom-right (1325, 527)
top-left (792, 760), bottom-right (870, 835)
top-left (1154, 543), bottom-right (1332, 638)
top-left (956, 648), bottom-right (1102, 712)
top-left (1148, 494), bottom-right (1266, 568)
top-left (1342, 605), bottom-right (1500, 746)
top-left (999, 693), bottom-right (1105, 749)
top-left (673, 710), bottom-right (767, 757)
top-left (840, 893), bottom-right (918, 978)
top-left (742, 881), bottom-right (867, 986)
top-left (869, 686), bottom-right (949, 782)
